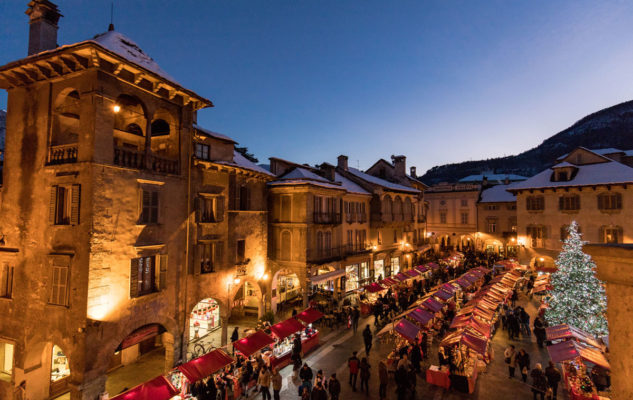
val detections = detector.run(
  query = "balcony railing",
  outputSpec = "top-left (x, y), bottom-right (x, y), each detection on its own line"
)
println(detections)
top-left (48, 144), bottom-right (78, 165)
top-left (114, 146), bottom-right (178, 174)
top-left (150, 154), bottom-right (179, 174)
top-left (307, 243), bottom-right (370, 263)
top-left (313, 212), bottom-right (341, 225)
top-left (345, 214), bottom-right (367, 224)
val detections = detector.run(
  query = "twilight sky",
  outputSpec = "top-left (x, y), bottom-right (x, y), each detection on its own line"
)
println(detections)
top-left (2, 0), bottom-right (633, 175)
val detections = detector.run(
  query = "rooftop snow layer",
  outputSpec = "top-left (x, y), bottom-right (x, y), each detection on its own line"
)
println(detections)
top-left (459, 173), bottom-right (527, 183)
top-left (479, 184), bottom-right (517, 203)
top-left (193, 124), bottom-right (236, 143)
top-left (280, 167), bottom-right (331, 183)
top-left (346, 167), bottom-right (419, 193)
top-left (334, 172), bottom-right (371, 195)
top-left (214, 150), bottom-right (273, 176)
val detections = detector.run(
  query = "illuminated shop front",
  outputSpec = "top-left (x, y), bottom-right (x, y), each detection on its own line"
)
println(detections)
top-left (345, 264), bottom-right (359, 292)
top-left (390, 257), bottom-right (400, 275)
top-left (189, 298), bottom-right (221, 341)
top-left (374, 259), bottom-right (385, 281)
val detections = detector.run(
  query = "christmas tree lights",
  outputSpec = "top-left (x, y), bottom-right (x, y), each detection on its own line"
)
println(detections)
top-left (544, 221), bottom-right (608, 336)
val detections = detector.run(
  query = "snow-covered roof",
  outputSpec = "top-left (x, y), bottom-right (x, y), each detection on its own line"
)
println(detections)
top-left (346, 167), bottom-right (419, 194)
top-left (269, 167), bottom-right (344, 190)
top-left (282, 167), bottom-right (330, 182)
top-left (335, 172), bottom-right (371, 195)
top-left (552, 161), bottom-right (576, 169)
top-left (193, 124), bottom-right (236, 144)
top-left (214, 150), bottom-right (273, 176)
top-left (509, 160), bottom-right (633, 191)
top-left (459, 173), bottom-right (527, 183)
top-left (479, 184), bottom-right (517, 203)
top-left (556, 147), bottom-right (624, 160)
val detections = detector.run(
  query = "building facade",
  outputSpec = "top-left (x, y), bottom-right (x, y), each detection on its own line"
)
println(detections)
top-left (476, 184), bottom-right (518, 256)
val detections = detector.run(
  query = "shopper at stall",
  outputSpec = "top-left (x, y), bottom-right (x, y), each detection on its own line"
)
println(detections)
top-left (545, 361), bottom-right (561, 400)
top-left (591, 365), bottom-right (610, 391)
top-left (410, 342), bottom-right (422, 373)
top-left (533, 317), bottom-right (546, 348)
top-left (517, 348), bottom-right (531, 383)
top-left (530, 363), bottom-right (548, 400)
top-left (359, 357), bottom-right (371, 394)
top-left (310, 381), bottom-right (327, 400)
top-left (378, 361), bottom-right (388, 400)
top-left (314, 369), bottom-right (326, 389)
top-left (348, 351), bottom-right (360, 391)
top-left (258, 366), bottom-right (271, 400)
top-left (352, 307), bottom-right (360, 333)
top-left (271, 368), bottom-right (282, 400)
top-left (504, 345), bottom-right (517, 378)
top-left (362, 325), bottom-right (373, 355)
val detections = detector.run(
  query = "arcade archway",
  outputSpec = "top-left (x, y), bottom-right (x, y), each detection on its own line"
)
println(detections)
top-left (189, 298), bottom-right (221, 341)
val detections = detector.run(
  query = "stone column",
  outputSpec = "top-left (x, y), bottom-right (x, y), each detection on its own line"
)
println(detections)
top-left (585, 244), bottom-right (633, 400)
top-left (220, 316), bottom-right (229, 347)
top-left (78, 375), bottom-right (106, 400)
top-left (163, 333), bottom-right (175, 373)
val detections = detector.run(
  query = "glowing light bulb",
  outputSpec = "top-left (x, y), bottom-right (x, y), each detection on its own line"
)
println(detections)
top-left (113, 104), bottom-right (121, 113)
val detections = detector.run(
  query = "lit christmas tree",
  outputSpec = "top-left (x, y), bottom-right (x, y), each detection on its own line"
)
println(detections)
top-left (544, 221), bottom-right (608, 336)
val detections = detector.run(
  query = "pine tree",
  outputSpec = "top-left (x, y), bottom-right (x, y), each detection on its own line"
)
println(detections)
top-left (544, 221), bottom-right (608, 336)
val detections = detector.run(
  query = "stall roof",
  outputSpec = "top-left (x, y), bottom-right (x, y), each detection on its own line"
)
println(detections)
top-left (433, 290), bottom-right (453, 301)
top-left (441, 283), bottom-right (458, 294)
top-left (545, 324), bottom-right (602, 349)
top-left (421, 297), bottom-right (445, 313)
top-left (427, 262), bottom-right (440, 270)
top-left (110, 375), bottom-right (179, 400)
top-left (296, 308), bottom-right (324, 324)
top-left (233, 330), bottom-right (275, 357)
top-left (415, 265), bottom-right (429, 273)
top-left (547, 341), bottom-right (610, 369)
top-left (270, 318), bottom-right (306, 340)
top-left (450, 315), bottom-right (471, 329)
top-left (456, 278), bottom-right (472, 288)
top-left (394, 318), bottom-right (421, 342)
top-left (405, 269), bottom-right (420, 278)
top-left (363, 282), bottom-right (387, 293)
top-left (393, 272), bottom-right (409, 282)
top-left (177, 349), bottom-right (234, 383)
top-left (408, 308), bottom-right (434, 326)
top-left (380, 278), bottom-right (399, 287)
top-left (461, 332), bottom-right (488, 355)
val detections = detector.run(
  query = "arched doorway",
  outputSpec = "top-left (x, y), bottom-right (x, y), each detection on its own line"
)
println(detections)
top-left (106, 324), bottom-right (173, 396)
top-left (50, 344), bottom-right (71, 398)
top-left (230, 279), bottom-right (263, 320)
top-left (272, 269), bottom-right (301, 312)
top-left (189, 298), bottom-right (221, 341)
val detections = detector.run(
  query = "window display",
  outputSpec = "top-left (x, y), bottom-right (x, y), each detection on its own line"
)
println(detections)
top-left (390, 257), bottom-right (400, 275)
top-left (189, 298), bottom-right (220, 340)
top-left (374, 259), bottom-right (385, 280)
top-left (360, 262), bottom-right (369, 280)
top-left (51, 345), bottom-right (70, 382)
top-left (345, 264), bottom-right (359, 292)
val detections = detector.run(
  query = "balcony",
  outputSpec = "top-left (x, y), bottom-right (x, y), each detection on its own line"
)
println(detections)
top-left (48, 144), bottom-right (78, 165)
top-left (150, 154), bottom-right (178, 174)
top-left (344, 242), bottom-right (370, 256)
top-left (307, 244), bottom-right (370, 263)
top-left (114, 146), bottom-right (178, 174)
top-left (313, 212), bottom-right (341, 225)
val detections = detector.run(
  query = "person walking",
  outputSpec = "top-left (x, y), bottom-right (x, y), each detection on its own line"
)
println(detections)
top-left (352, 307), bottom-right (360, 334)
top-left (530, 363), bottom-right (548, 400)
top-left (348, 351), bottom-right (360, 391)
top-left (292, 333), bottom-right (303, 378)
top-left (410, 342), bottom-right (422, 373)
top-left (395, 365), bottom-right (408, 400)
top-left (362, 325), bottom-right (373, 355)
top-left (378, 360), bottom-right (388, 400)
top-left (545, 361), bottom-right (561, 400)
top-left (310, 382), bottom-right (327, 400)
top-left (517, 348), bottom-right (531, 383)
top-left (504, 345), bottom-right (517, 378)
top-left (328, 374), bottom-right (341, 400)
top-left (231, 327), bottom-right (240, 354)
top-left (359, 357), bottom-right (371, 395)
top-left (271, 368), bottom-right (282, 400)
top-left (258, 366), bottom-right (271, 400)
top-left (299, 363), bottom-right (314, 395)
top-left (533, 317), bottom-right (546, 348)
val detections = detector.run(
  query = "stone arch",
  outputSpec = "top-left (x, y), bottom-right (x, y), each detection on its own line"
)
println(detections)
top-left (188, 297), bottom-right (222, 342)
top-left (229, 276), bottom-right (265, 319)
top-left (271, 268), bottom-right (300, 311)
top-left (51, 88), bottom-right (81, 146)
top-left (113, 94), bottom-right (149, 136)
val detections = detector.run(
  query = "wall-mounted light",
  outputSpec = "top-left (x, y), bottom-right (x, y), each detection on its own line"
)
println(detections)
top-left (233, 277), bottom-right (241, 285)
top-left (113, 104), bottom-right (121, 113)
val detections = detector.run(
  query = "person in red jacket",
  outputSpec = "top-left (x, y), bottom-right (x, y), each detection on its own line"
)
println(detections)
top-left (348, 351), bottom-right (360, 392)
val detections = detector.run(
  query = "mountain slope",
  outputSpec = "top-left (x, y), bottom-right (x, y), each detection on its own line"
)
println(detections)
top-left (420, 100), bottom-right (633, 184)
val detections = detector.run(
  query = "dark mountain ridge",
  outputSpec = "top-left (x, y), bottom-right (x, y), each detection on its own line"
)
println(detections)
top-left (420, 100), bottom-right (633, 184)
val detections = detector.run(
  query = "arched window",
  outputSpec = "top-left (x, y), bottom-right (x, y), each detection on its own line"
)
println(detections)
top-left (125, 123), bottom-right (144, 136)
top-left (280, 231), bottom-right (292, 261)
top-left (114, 94), bottom-right (147, 135)
top-left (52, 90), bottom-right (81, 145)
top-left (382, 196), bottom-right (392, 222)
top-left (403, 198), bottom-right (412, 221)
top-left (393, 196), bottom-right (403, 221)
top-left (51, 344), bottom-right (70, 383)
top-left (151, 119), bottom-right (170, 136)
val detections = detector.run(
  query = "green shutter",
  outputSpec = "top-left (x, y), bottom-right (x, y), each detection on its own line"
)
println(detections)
top-left (70, 184), bottom-right (81, 225)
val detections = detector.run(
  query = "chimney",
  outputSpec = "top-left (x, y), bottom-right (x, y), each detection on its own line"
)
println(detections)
top-left (26, 0), bottom-right (62, 56)
top-left (482, 176), bottom-right (488, 187)
top-left (410, 166), bottom-right (417, 178)
top-left (320, 163), bottom-right (336, 182)
top-left (391, 155), bottom-right (406, 178)
top-left (337, 155), bottom-right (348, 171)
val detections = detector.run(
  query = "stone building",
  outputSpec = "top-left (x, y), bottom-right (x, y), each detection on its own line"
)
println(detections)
top-left (476, 183), bottom-right (519, 256)
top-left (508, 147), bottom-right (633, 269)
top-left (0, 2), bottom-right (270, 399)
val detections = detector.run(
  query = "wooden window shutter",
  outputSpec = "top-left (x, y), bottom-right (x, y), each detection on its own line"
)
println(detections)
top-left (229, 174), bottom-right (237, 210)
top-left (159, 254), bottom-right (168, 290)
top-left (216, 197), bottom-right (225, 222)
top-left (599, 226), bottom-right (605, 242)
top-left (617, 193), bottom-right (622, 209)
top-left (130, 259), bottom-right (140, 298)
top-left (49, 186), bottom-right (57, 224)
top-left (247, 187), bottom-right (252, 211)
top-left (194, 197), bottom-right (201, 222)
top-left (597, 194), bottom-right (603, 210)
top-left (618, 227), bottom-right (623, 243)
top-left (70, 184), bottom-right (81, 225)
top-left (214, 242), bottom-right (223, 268)
top-left (558, 197), bottom-right (564, 210)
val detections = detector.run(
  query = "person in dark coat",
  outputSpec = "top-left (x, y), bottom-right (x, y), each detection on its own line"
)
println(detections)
top-left (328, 374), bottom-right (341, 400)
top-left (410, 343), bottom-right (422, 373)
top-left (378, 361), bottom-right (388, 400)
top-left (348, 351), bottom-right (360, 391)
top-left (359, 357), bottom-right (371, 394)
top-left (310, 382), bottom-right (327, 400)
top-left (395, 365), bottom-right (408, 400)
top-left (362, 325), bottom-right (373, 355)
top-left (298, 363), bottom-right (314, 395)
top-left (533, 317), bottom-right (546, 348)
top-left (530, 363), bottom-right (548, 400)
top-left (545, 361), bottom-right (561, 399)
top-left (516, 348), bottom-right (531, 382)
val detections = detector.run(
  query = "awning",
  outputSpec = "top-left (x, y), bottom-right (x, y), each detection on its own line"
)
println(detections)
top-left (233, 330), bottom-right (275, 357)
top-left (456, 278), bottom-right (472, 288)
top-left (421, 297), bottom-right (444, 313)
top-left (380, 278), bottom-right (399, 287)
top-left (177, 349), bottom-right (234, 383)
top-left (404, 269), bottom-right (420, 278)
top-left (461, 332), bottom-right (488, 355)
top-left (270, 318), bottom-right (305, 340)
top-left (450, 315), bottom-right (471, 329)
top-left (296, 308), bottom-right (324, 324)
top-left (427, 262), bottom-right (440, 270)
top-left (433, 290), bottom-right (453, 301)
top-left (117, 324), bottom-right (165, 351)
top-left (545, 324), bottom-right (602, 349)
top-left (394, 318), bottom-right (421, 342)
top-left (547, 341), bottom-right (610, 369)
top-left (363, 282), bottom-right (386, 293)
top-left (310, 269), bottom-right (345, 284)
top-left (393, 272), bottom-right (409, 282)
top-left (408, 308), bottom-right (434, 326)
top-left (110, 376), bottom-right (179, 400)
top-left (415, 265), bottom-right (429, 273)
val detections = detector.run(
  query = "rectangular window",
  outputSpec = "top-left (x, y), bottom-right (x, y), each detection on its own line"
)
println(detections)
top-left (603, 228), bottom-right (621, 244)
top-left (0, 263), bottom-right (13, 299)
top-left (559, 195), bottom-right (580, 211)
top-left (239, 186), bottom-right (249, 210)
top-left (195, 143), bottom-right (210, 160)
top-left (49, 185), bottom-right (81, 225)
top-left (460, 199), bottom-right (468, 207)
top-left (487, 221), bottom-right (497, 233)
top-left (347, 230), bottom-right (353, 251)
top-left (236, 239), bottom-right (246, 264)
top-left (130, 256), bottom-right (157, 297)
top-left (526, 196), bottom-right (545, 211)
top-left (486, 205), bottom-right (498, 211)
top-left (49, 259), bottom-right (70, 306)
top-left (0, 341), bottom-right (14, 378)
top-left (440, 212), bottom-right (447, 224)
top-left (461, 212), bottom-right (469, 225)
top-left (598, 193), bottom-right (622, 210)
top-left (140, 190), bottom-right (159, 224)
top-left (197, 196), bottom-right (224, 223)
top-left (199, 242), bottom-right (223, 274)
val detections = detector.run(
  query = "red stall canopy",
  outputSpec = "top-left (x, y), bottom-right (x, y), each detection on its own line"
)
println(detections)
top-left (177, 349), bottom-right (234, 383)
top-left (296, 308), bottom-right (324, 324)
top-left (405, 269), bottom-right (420, 278)
top-left (456, 278), bottom-right (472, 288)
top-left (233, 330), bottom-right (275, 357)
top-left (547, 341), bottom-right (610, 369)
top-left (545, 324), bottom-right (602, 349)
top-left (427, 262), bottom-right (440, 270)
top-left (408, 308), bottom-right (434, 326)
top-left (421, 297), bottom-right (444, 313)
top-left (415, 265), bottom-right (429, 273)
top-left (461, 332), bottom-right (488, 355)
top-left (433, 290), bottom-right (453, 301)
top-left (450, 315), bottom-right (471, 329)
top-left (394, 318), bottom-right (421, 342)
top-left (393, 272), bottom-right (409, 282)
top-left (270, 318), bottom-right (305, 340)
top-left (110, 376), bottom-right (178, 400)
top-left (441, 283), bottom-right (457, 294)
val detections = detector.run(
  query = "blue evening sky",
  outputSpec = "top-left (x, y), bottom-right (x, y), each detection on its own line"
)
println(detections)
top-left (2, 1), bottom-right (633, 175)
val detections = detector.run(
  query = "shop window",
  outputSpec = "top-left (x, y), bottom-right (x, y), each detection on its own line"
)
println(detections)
top-left (526, 196), bottom-right (545, 211)
top-left (559, 195), bottom-right (580, 211)
top-left (360, 262), bottom-right (369, 280)
top-left (0, 263), bottom-right (13, 299)
top-left (460, 212), bottom-right (469, 225)
top-left (199, 242), bottom-right (222, 274)
top-left (374, 260), bottom-right (385, 281)
top-left (390, 257), bottom-right (400, 275)
top-left (0, 342), bottom-right (14, 380)
top-left (236, 239), bottom-right (246, 264)
top-left (189, 298), bottom-right (220, 340)
top-left (439, 212), bottom-right (447, 224)
top-left (601, 226), bottom-right (622, 244)
top-left (130, 256), bottom-right (158, 297)
top-left (345, 264), bottom-right (359, 292)
top-left (196, 196), bottom-right (224, 223)
top-left (140, 189), bottom-right (159, 224)
top-left (50, 184), bottom-right (81, 225)
top-left (195, 143), bottom-right (210, 160)
top-left (598, 193), bottom-right (622, 211)
top-left (51, 345), bottom-right (70, 383)
top-left (49, 257), bottom-right (70, 307)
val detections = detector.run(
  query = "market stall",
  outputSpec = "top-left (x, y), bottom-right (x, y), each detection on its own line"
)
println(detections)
top-left (546, 324), bottom-right (603, 349)
top-left (267, 318), bottom-right (317, 369)
top-left (360, 282), bottom-right (386, 315)
top-left (439, 330), bottom-right (485, 394)
top-left (421, 296), bottom-right (445, 314)
top-left (293, 308), bottom-right (323, 354)
top-left (232, 330), bottom-right (275, 358)
top-left (407, 307), bottom-right (434, 328)
top-left (169, 348), bottom-right (234, 394)
top-left (394, 318), bottom-right (421, 342)
top-left (110, 375), bottom-right (179, 400)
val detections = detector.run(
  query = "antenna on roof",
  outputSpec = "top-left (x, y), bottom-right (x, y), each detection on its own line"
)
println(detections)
top-left (108, 2), bottom-right (115, 31)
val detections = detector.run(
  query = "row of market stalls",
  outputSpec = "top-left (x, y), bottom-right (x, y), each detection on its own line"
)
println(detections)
top-left (110, 308), bottom-right (325, 400)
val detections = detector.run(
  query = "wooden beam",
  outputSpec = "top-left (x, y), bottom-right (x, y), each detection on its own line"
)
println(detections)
top-left (69, 53), bottom-right (88, 69)
top-left (10, 70), bottom-right (33, 85)
top-left (34, 62), bottom-right (54, 78)
top-left (0, 72), bottom-right (20, 87)
top-left (46, 61), bottom-right (63, 76)
top-left (134, 73), bottom-right (144, 84)
top-left (113, 63), bottom-right (124, 75)
top-left (52, 57), bottom-right (72, 74)
top-left (59, 56), bottom-right (78, 72)
top-left (89, 48), bottom-right (100, 68)
top-left (17, 66), bottom-right (41, 82)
